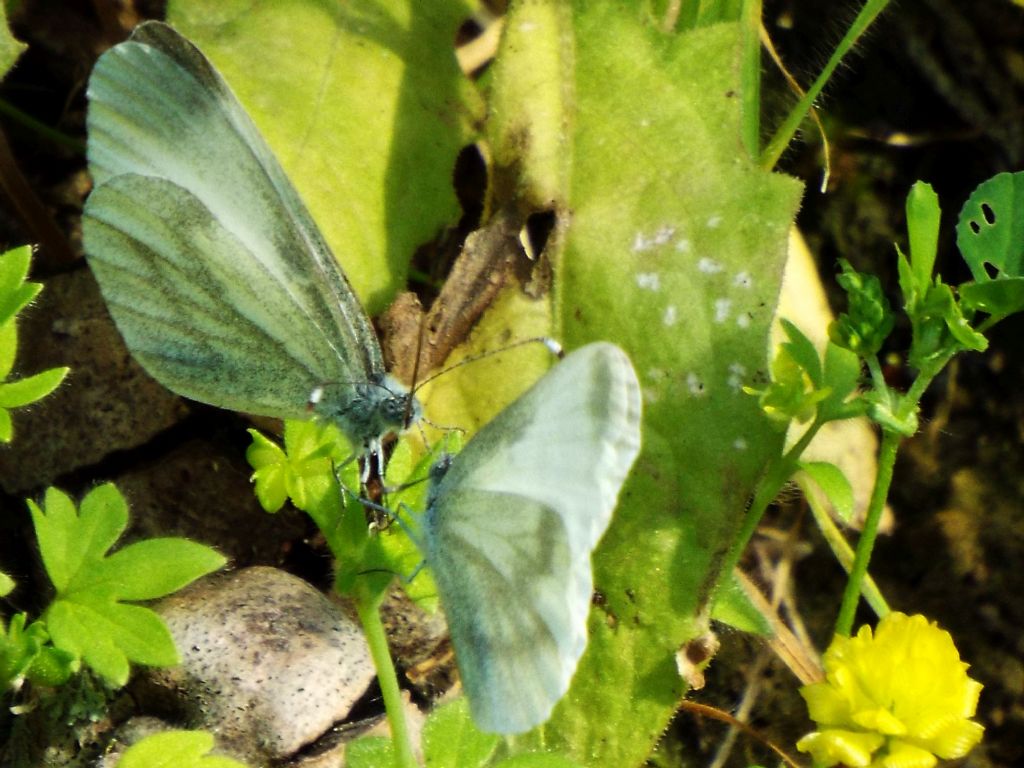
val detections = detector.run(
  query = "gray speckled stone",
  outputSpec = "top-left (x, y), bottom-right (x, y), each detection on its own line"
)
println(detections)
top-left (0, 267), bottom-right (188, 494)
top-left (140, 567), bottom-right (375, 764)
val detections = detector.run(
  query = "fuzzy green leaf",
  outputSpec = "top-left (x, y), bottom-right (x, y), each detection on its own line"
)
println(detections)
top-left (799, 461), bottom-right (855, 523)
top-left (0, 365), bottom-right (69, 408)
top-left (247, 420), bottom-right (349, 515)
top-left (818, 343), bottom-right (866, 422)
top-left (167, 0), bottom-right (482, 315)
top-left (780, 318), bottom-right (824, 387)
top-left (0, 319), bottom-right (16, 380)
top-left (24, 643), bottom-right (77, 687)
top-left (345, 736), bottom-right (395, 768)
top-left (0, 607), bottom-right (76, 690)
top-left (119, 730), bottom-right (251, 768)
top-left (0, 4), bottom-right (26, 80)
top-left (0, 363), bottom-right (69, 444)
top-left (0, 246), bottom-right (40, 326)
top-left (516, 7), bottom-right (802, 764)
top-left (710, 572), bottom-right (772, 635)
top-left (46, 598), bottom-right (178, 685)
top-left (422, 698), bottom-right (500, 768)
top-left (0, 570), bottom-right (13, 597)
top-left (30, 484), bottom-right (128, 591)
top-left (245, 429), bottom-right (290, 512)
top-left (905, 181), bottom-right (941, 293)
top-left (1, 613), bottom-right (40, 689)
top-left (89, 538), bottom-right (227, 601)
top-left (494, 755), bottom-right (584, 768)
top-left (284, 420), bottom-right (349, 513)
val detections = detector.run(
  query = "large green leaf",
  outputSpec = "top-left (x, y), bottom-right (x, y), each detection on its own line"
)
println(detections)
top-left (481, 6), bottom-right (803, 764)
top-left (167, 0), bottom-right (482, 313)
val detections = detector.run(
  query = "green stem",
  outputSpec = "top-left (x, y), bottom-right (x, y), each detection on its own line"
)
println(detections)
top-left (833, 428), bottom-right (899, 636)
top-left (738, 0), bottom-right (763, 157)
top-left (722, 418), bottom-right (825, 579)
top-left (903, 361), bottom-right (941, 407)
top-left (0, 98), bottom-right (86, 154)
top-left (799, 473), bottom-right (889, 617)
top-left (865, 354), bottom-right (886, 392)
top-left (830, 350), bottom-right (952, 635)
top-left (355, 595), bottom-right (419, 768)
top-left (760, 0), bottom-right (891, 170)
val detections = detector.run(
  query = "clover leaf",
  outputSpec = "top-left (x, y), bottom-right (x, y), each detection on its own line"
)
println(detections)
top-left (30, 484), bottom-right (225, 686)
top-left (118, 730), bottom-right (250, 768)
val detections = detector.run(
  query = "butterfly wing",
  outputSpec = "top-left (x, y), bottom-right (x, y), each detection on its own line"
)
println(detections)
top-left (82, 21), bottom-right (384, 422)
top-left (423, 342), bottom-right (642, 733)
top-left (86, 173), bottom-right (346, 419)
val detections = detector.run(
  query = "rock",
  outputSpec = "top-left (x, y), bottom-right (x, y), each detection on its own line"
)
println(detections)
top-left (0, 268), bottom-right (187, 494)
top-left (138, 567), bottom-right (376, 765)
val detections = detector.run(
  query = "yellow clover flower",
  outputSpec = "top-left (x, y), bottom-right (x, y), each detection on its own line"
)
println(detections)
top-left (797, 612), bottom-right (984, 768)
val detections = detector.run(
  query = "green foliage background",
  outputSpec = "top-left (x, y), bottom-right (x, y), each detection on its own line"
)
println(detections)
top-left (163, 2), bottom-right (803, 764)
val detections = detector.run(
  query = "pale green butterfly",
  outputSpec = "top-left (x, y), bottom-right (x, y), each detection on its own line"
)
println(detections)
top-left (417, 341), bottom-right (642, 733)
top-left (82, 22), bottom-right (418, 455)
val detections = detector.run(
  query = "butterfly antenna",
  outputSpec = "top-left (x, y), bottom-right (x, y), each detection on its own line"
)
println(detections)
top-left (411, 335), bottom-right (563, 394)
top-left (404, 320), bottom-right (428, 428)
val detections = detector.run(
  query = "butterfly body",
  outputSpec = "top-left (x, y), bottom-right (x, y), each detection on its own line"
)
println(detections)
top-left (311, 374), bottom-right (422, 447)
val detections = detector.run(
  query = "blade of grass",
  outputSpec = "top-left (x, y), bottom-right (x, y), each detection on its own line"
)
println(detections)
top-left (760, 0), bottom-right (891, 170)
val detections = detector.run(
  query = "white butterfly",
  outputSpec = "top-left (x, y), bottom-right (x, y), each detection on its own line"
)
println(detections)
top-left (417, 342), bottom-right (642, 733)
top-left (82, 22), bottom-right (418, 454)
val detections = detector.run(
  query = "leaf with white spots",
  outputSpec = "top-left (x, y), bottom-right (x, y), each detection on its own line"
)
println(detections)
top-left (487, 5), bottom-right (802, 763)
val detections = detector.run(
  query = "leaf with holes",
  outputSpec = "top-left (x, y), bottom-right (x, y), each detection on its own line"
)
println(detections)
top-left (957, 171), bottom-right (1024, 322)
top-left (958, 171), bottom-right (1024, 280)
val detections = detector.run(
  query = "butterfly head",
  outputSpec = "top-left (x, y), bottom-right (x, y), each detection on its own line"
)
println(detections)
top-left (310, 375), bottom-right (421, 449)
top-left (424, 451), bottom-right (454, 509)
top-left (378, 374), bottom-right (423, 432)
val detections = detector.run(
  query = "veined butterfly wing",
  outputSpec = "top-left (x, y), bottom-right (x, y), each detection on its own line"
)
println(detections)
top-left (82, 22), bottom-right (414, 445)
top-left (421, 342), bottom-right (642, 733)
